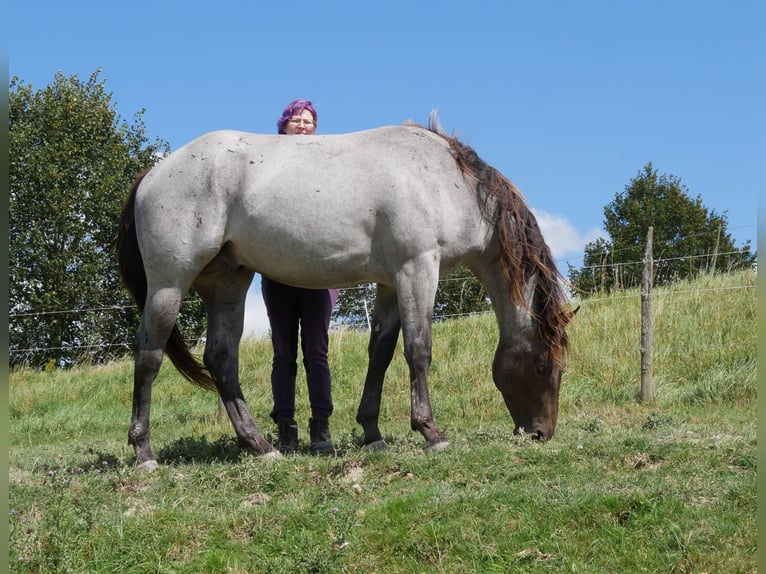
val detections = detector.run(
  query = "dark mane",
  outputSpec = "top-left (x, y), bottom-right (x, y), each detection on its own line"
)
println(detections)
top-left (423, 119), bottom-right (571, 367)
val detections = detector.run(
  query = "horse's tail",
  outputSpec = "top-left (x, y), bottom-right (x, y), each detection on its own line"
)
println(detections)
top-left (117, 170), bottom-right (216, 391)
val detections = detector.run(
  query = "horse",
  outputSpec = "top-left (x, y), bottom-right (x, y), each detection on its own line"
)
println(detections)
top-left (117, 118), bottom-right (573, 470)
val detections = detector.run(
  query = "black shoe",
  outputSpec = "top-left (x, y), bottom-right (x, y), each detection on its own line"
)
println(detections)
top-left (276, 418), bottom-right (298, 454)
top-left (309, 417), bottom-right (334, 455)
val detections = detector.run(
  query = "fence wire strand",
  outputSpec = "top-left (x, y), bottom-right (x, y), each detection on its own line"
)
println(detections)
top-left (9, 269), bottom-right (755, 357)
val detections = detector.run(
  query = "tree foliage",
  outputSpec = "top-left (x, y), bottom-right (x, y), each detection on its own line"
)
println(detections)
top-left (334, 283), bottom-right (377, 328)
top-left (333, 266), bottom-right (491, 328)
top-left (568, 163), bottom-right (755, 296)
top-left (9, 70), bottom-right (204, 368)
top-left (433, 266), bottom-right (491, 318)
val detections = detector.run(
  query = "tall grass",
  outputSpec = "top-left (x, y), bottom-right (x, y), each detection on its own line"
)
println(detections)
top-left (9, 271), bottom-right (756, 573)
top-left (564, 271), bottom-right (756, 407)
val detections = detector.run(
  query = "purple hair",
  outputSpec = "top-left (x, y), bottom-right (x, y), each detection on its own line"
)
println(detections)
top-left (277, 99), bottom-right (318, 134)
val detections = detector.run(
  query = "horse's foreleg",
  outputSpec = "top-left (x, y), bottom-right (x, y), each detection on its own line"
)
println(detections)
top-left (197, 270), bottom-right (274, 456)
top-left (404, 323), bottom-right (448, 449)
top-left (397, 262), bottom-right (448, 449)
top-left (356, 286), bottom-right (401, 448)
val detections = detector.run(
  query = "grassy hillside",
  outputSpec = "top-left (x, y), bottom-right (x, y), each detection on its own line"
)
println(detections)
top-left (9, 271), bottom-right (756, 573)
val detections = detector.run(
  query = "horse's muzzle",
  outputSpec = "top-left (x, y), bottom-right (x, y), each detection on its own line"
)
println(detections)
top-left (513, 425), bottom-right (552, 441)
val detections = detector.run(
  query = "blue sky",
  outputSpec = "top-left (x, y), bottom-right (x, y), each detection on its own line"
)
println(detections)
top-left (9, 1), bottom-right (762, 337)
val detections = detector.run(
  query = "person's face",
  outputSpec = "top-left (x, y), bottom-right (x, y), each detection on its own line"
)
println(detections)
top-left (283, 109), bottom-right (316, 135)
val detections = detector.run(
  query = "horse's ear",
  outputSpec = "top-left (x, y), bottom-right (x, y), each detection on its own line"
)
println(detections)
top-left (562, 306), bottom-right (580, 324)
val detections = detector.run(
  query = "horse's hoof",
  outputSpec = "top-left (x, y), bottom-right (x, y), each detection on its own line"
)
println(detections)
top-left (363, 439), bottom-right (389, 451)
top-left (135, 460), bottom-right (159, 472)
top-left (425, 440), bottom-right (450, 453)
top-left (261, 450), bottom-right (283, 460)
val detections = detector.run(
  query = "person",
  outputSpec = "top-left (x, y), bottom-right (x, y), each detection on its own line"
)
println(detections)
top-left (262, 99), bottom-right (339, 455)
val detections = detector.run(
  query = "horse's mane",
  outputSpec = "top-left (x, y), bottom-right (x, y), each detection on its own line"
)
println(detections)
top-left (420, 116), bottom-right (572, 367)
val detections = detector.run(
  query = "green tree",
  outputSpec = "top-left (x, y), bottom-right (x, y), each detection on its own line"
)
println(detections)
top-left (433, 266), bottom-right (491, 319)
top-left (333, 266), bottom-right (490, 328)
top-left (568, 163), bottom-right (755, 295)
top-left (335, 283), bottom-right (377, 328)
top-left (9, 70), bottom-right (203, 368)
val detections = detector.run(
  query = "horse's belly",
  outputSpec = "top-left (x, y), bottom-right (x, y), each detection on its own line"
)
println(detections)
top-left (226, 229), bottom-right (389, 289)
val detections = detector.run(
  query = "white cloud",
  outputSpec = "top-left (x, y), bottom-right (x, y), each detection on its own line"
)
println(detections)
top-left (531, 209), bottom-right (605, 262)
top-left (242, 279), bottom-right (270, 340)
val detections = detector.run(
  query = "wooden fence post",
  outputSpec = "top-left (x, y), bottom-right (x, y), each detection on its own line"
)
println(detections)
top-left (640, 226), bottom-right (654, 403)
top-left (710, 223), bottom-right (721, 274)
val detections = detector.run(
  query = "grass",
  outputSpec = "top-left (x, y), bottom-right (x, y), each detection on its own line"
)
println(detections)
top-left (9, 271), bottom-right (756, 573)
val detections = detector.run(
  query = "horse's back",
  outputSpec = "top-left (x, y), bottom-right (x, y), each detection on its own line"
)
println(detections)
top-left (135, 125), bottom-right (487, 289)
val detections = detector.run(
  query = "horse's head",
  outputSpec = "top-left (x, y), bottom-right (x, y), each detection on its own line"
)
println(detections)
top-left (492, 306), bottom-right (576, 440)
top-left (492, 342), bottom-right (563, 440)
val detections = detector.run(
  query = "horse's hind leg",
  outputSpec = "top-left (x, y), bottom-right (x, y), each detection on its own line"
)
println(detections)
top-left (195, 267), bottom-right (274, 456)
top-left (356, 285), bottom-right (401, 448)
top-left (130, 287), bottom-right (184, 470)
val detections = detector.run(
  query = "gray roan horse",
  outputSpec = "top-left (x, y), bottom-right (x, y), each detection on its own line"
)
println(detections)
top-left (117, 118), bottom-right (573, 470)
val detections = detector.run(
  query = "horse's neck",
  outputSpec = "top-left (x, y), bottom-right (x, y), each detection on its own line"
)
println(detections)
top-left (472, 258), bottom-right (537, 343)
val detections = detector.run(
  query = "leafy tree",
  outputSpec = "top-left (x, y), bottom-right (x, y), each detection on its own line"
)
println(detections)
top-left (335, 283), bottom-right (377, 328)
top-left (568, 163), bottom-right (755, 295)
top-left (433, 266), bottom-right (491, 319)
top-left (9, 70), bottom-right (204, 368)
top-left (333, 266), bottom-right (490, 328)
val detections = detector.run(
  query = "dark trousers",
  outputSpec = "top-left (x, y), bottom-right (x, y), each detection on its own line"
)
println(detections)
top-left (261, 276), bottom-right (339, 423)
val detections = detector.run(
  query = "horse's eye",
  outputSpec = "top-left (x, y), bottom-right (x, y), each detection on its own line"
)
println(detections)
top-left (535, 355), bottom-right (552, 377)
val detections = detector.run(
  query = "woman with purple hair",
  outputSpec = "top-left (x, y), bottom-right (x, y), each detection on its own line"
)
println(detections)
top-left (262, 99), bottom-right (339, 455)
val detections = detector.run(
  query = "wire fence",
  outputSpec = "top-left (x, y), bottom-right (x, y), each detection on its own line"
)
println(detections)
top-left (8, 249), bottom-right (756, 360)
